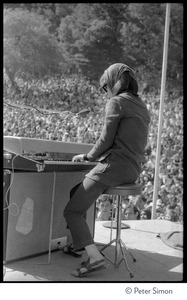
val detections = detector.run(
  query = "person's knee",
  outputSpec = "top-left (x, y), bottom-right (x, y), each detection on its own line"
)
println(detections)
top-left (70, 182), bottom-right (81, 198)
top-left (63, 206), bottom-right (72, 229)
top-left (63, 205), bottom-right (70, 220)
top-left (64, 184), bottom-right (81, 220)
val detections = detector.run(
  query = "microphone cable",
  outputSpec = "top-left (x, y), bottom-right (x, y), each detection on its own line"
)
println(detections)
top-left (4, 101), bottom-right (91, 117)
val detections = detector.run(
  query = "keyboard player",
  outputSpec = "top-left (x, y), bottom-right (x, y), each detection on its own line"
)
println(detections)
top-left (63, 63), bottom-right (150, 277)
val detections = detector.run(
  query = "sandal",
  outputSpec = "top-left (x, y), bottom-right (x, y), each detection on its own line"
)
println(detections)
top-left (71, 258), bottom-right (106, 277)
top-left (80, 258), bottom-right (89, 267)
top-left (80, 252), bottom-right (104, 267)
top-left (62, 245), bottom-right (83, 258)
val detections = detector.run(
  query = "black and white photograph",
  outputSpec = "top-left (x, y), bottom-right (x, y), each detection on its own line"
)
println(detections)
top-left (3, 2), bottom-right (184, 296)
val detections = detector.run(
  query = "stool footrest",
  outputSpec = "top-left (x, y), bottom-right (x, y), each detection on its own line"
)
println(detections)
top-left (103, 221), bottom-right (130, 229)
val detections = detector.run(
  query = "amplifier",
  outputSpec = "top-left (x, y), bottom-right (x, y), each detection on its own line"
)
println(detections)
top-left (3, 150), bottom-right (45, 172)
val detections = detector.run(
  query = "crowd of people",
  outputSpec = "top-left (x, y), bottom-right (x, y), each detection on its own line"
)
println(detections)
top-left (95, 193), bottom-right (182, 223)
top-left (3, 74), bottom-right (183, 223)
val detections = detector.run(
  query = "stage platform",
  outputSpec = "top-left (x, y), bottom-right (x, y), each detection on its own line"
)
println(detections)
top-left (3, 219), bottom-right (183, 282)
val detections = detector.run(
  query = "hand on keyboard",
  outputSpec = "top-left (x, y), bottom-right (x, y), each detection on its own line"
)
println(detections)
top-left (72, 154), bottom-right (86, 162)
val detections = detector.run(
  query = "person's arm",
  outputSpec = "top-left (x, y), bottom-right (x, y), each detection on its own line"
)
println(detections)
top-left (86, 98), bottom-right (123, 161)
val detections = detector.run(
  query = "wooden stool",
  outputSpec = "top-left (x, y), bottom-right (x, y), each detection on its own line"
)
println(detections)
top-left (100, 183), bottom-right (142, 278)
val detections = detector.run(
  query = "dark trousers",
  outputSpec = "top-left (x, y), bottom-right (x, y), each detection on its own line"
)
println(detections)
top-left (63, 177), bottom-right (108, 251)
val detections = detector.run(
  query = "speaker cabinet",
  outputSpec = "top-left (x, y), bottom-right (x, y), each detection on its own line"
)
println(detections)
top-left (5, 172), bottom-right (95, 262)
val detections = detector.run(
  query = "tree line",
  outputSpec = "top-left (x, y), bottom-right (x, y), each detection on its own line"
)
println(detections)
top-left (4, 3), bottom-right (183, 91)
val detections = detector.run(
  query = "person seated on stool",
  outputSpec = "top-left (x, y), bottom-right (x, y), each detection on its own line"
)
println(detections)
top-left (63, 63), bottom-right (150, 277)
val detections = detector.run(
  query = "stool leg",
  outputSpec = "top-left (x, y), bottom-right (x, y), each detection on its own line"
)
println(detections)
top-left (116, 195), bottom-right (122, 242)
top-left (119, 242), bottom-right (134, 278)
top-left (117, 196), bottom-right (134, 276)
top-left (120, 239), bottom-right (137, 262)
top-left (110, 196), bottom-right (114, 242)
top-left (114, 195), bottom-right (122, 265)
top-left (100, 193), bottom-right (136, 277)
